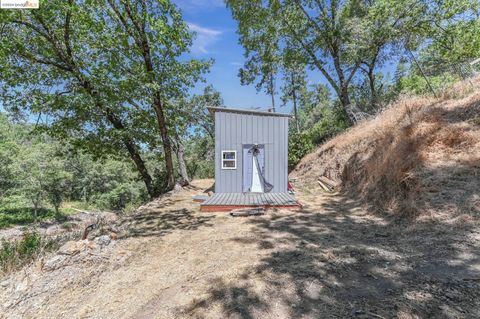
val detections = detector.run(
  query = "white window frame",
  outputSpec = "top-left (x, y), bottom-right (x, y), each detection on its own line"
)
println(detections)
top-left (221, 150), bottom-right (237, 170)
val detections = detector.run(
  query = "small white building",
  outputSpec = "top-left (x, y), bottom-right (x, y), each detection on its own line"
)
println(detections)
top-left (200, 107), bottom-right (300, 212)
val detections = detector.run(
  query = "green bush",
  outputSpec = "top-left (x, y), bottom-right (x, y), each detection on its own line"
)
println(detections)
top-left (395, 73), bottom-right (459, 96)
top-left (0, 231), bottom-right (47, 273)
top-left (93, 183), bottom-right (142, 211)
top-left (188, 159), bottom-right (214, 179)
top-left (308, 106), bottom-right (347, 145)
top-left (288, 132), bottom-right (314, 169)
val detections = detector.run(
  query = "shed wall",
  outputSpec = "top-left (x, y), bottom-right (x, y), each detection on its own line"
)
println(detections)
top-left (214, 111), bottom-right (289, 193)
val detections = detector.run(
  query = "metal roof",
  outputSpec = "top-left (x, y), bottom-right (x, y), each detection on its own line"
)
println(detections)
top-left (207, 106), bottom-right (292, 118)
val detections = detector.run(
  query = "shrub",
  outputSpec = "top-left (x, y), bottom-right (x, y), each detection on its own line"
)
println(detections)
top-left (289, 132), bottom-right (314, 169)
top-left (308, 106), bottom-right (348, 145)
top-left (188, 159), bottom-right (214, 179)
top-left (0, 231), bottom-right (49, 273)
top-left (396, 74), bottom-right (459, 96)
top-left (93, 183), bottom-right (142, 211)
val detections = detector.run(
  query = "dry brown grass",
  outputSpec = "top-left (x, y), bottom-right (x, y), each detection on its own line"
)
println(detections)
top-left (291, 77), bottom-right (480, 222)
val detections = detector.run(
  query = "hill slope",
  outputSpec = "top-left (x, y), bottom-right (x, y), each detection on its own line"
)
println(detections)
top-left (292, 77), bottom-right (480, 222)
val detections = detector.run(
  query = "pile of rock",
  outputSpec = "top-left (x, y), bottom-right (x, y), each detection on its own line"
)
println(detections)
top-left (42, 234), bottom-right (115, 271)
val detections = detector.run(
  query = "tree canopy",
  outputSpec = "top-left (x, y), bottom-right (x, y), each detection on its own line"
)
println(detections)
top-left (0, 0), bottom-right (211, 197)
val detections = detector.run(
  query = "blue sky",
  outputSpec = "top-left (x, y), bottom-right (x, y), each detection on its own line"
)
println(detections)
top-left (0, 1), bottom-right (398, 115)
top-left (173, 0), bottom-right (280, 110)
top-left (174, 0), bottom-right (402, 113)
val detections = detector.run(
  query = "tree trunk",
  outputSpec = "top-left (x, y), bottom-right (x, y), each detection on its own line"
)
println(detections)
top-left (122, 137), bottom-right (156, 198)
top-left (138, 34), bottom-right (175, 191)
top-left (17, 8), bottom-right (159, 199)
top-left (152, 94), bottom-right (175, 190)
top-left (79, 79), bottom-right (157, 198)
top-left (291, 73), bottom-right (300, 133)
top-left (172, 131), bottom-right (190, 186)
top-left (105, 0), bottom-right (176, 192)
top-left (367, 65), bottom-right (377, 109)
top-left (270, 73), bottom-right (276, 112)
top-left (339, 86), bottom-right (354, 126)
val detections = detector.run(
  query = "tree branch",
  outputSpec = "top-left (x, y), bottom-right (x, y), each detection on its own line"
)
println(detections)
top-left (282, 14), bottom-right (340, 94)
top-left (64, 0), bottom-right (74, 60)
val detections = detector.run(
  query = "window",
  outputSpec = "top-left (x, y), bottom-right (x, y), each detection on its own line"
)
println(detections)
top-left (222, 150), bottom-right (236, 169)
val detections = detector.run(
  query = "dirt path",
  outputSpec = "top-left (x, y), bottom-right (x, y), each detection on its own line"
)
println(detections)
top-left (1, 180), bottom-right (479, 318)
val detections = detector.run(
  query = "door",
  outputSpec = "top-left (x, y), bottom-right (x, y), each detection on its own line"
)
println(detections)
top-left (243, 144), bottom-right (265, 192)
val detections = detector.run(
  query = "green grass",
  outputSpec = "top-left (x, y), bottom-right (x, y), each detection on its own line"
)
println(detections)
top-left (0, 199), bottom-right (106, 230)
top-left (62, 200), bottom-right (101, 212)
top-left (0, 207), bottom-right (69, 229)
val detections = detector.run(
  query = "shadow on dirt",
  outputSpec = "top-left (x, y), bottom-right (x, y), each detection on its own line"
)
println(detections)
top-left (119, 208), bottom-right (214, 239)
top-left (187, 193), bottom-right (480, 318)
top-left (184, 88), bottom-right (480, 318)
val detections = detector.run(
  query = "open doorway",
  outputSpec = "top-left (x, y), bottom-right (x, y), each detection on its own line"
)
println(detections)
top-left (242, 144), bottom-right (265, 193)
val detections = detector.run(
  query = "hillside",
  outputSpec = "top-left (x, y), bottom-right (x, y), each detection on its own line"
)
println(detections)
top-left (292, 77), bottom-right (480, 222)
top-left (1, 80), bottom-right (479, 319)
top-left (1, 180), bottom-right (479, 319)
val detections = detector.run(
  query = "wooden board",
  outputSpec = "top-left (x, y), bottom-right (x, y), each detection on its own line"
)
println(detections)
top-left (201, 204), bottom-right (302, 212)
top-left (319, 176), bottom-right (339, 188)
top-left (200, 192), bottom-right (302, 212)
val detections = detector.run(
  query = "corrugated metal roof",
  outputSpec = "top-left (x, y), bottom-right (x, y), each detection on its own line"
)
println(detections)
top-left (207, 106), bottom-right (292, 118)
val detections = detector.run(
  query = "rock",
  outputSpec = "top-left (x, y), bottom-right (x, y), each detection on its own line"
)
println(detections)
top-left (35, 258), bottom-right (44, 271)
top-left (109, 232), bottom-right (118, 240)
top-left (87, 241), bottom-right (98, 250)
top-left (94, 235), bottom-right (111, 246)
top-left (108, 225), bottom-right (120, 233)
top-left (58, 241), bottom-right (85, 255)
top-left (44, 255), bottom-right (68, 271)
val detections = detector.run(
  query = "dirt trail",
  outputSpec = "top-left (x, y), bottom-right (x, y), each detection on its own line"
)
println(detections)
top-left (1, 179), bottom-right (479, 319)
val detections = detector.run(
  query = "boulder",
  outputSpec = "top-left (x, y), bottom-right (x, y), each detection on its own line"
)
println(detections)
top-left (94, 235), bottom-right (111, 246)
top-left (43, 255), bottom-right (68, 271)
top-left (58, 240), bottom-right (86, 255)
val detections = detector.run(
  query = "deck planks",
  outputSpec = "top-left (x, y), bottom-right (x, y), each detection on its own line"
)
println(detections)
top-left (202, 192), bottom-right (299, 208)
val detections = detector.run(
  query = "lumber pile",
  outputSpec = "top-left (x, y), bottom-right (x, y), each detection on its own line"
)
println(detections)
top-left (317, 176), bottom-right (340, 193)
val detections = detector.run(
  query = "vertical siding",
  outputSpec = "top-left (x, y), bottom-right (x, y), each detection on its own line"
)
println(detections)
top-left (214, 112), bottom-right (221, 193)
top-left (215, 111), bottom-right (289, 193)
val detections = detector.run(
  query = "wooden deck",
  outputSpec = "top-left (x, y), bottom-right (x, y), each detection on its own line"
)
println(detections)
top-left (200, 192), bottom-right (301, 212)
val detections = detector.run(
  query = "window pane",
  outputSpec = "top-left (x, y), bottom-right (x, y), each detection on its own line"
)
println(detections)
top-left (223, 160), bottom-right (235, 168)
top-left (223, 152), bottom-right (235, 160)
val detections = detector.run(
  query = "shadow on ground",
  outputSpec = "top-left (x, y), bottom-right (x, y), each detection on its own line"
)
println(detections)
top-left (186, 193), bottom-right (480, 318)
top-left (118, 193), bottom-right (215, 239)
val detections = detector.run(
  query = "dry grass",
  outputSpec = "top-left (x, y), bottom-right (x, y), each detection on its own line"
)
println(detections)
top-left (1, 180), bottom-right (479, 318)
top-left (291, 77), bottom-right (480, 222)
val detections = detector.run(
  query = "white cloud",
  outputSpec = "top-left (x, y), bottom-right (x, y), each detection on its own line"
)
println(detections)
top-left (187, 22), bottom-right (222, 54)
